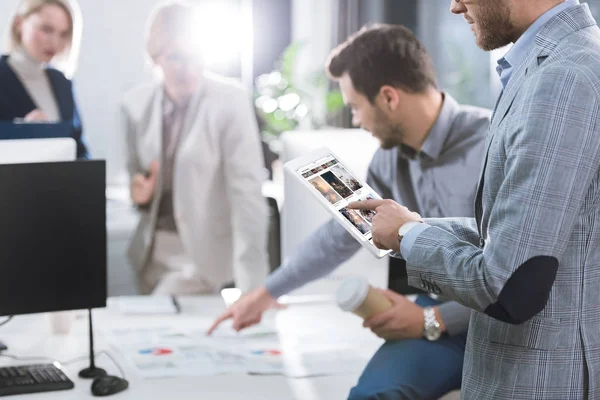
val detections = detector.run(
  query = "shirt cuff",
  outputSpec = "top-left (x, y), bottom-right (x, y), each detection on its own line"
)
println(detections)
top-left (436, 301), bottom-right (470, 336)
top-left (400, 223), bottom-right (431, 259)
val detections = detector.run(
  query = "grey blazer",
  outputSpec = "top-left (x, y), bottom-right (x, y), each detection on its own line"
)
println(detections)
top-left (402, 5), bottom-right (600, 399)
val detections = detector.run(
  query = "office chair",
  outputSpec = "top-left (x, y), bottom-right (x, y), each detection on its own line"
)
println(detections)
top-left (219, 195), bottom-right (281, 291)
top-left (266, 196), bottom-right (281, 273)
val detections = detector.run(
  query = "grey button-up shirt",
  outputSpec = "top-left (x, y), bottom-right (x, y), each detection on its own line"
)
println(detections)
top-left (265, 93), bottom-right (491, 335)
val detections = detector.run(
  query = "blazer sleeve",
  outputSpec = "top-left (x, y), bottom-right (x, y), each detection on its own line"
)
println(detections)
top-left (421, 217), bottom-right (480, 247)
top-left (220, 88), bottom-right (269, 293)
top-left (121, 102), bottom-right (141, 180)
top-left (69, 81), bottom-right (89, 159)
top-left (404, 67), bottom-right (600, 325)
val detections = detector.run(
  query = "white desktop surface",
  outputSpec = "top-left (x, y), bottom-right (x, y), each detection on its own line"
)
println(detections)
top-left (0, 297), bottom-right (383, 399)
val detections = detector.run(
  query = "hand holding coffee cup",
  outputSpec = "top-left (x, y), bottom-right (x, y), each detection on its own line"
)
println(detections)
top-left (336, 276), bottom-right (393, 319)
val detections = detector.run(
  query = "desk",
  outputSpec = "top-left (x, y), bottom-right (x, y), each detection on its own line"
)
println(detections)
top-left (0, 297), bottom-right (383, 399)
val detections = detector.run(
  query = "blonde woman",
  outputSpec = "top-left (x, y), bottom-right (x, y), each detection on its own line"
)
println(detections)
top-left (0, 0), bottom-right (88, 158)
top-left (123, 1), bottom-right (269, 295)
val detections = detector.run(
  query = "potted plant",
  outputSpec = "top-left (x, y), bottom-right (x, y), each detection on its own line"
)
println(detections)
top-left (254, 42), bottom-right (345, 155)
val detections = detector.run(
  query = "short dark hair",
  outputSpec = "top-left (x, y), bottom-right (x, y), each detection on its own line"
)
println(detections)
top-left (326, 24), bottom-right (437, 103)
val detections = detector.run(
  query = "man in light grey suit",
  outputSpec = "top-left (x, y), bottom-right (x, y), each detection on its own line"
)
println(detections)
top-left (352, 1), bottom-right (600, 398)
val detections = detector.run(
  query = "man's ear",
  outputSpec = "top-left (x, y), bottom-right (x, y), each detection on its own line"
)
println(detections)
top-left (378, 85), bottom-right (400, 111)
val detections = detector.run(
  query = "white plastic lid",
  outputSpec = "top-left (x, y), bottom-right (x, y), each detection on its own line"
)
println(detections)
top-left (336, 276), bottom-right (370, 312)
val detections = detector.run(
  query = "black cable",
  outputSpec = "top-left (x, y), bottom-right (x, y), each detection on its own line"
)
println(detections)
top-left (97, 351), bottom-right (126, 379)
top-left (0, 350), bottom-right (126, 379)
top-left (0, 316), bottom-right (13, 328)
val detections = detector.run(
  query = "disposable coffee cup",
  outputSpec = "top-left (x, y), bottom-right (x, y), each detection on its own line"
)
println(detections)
top-left (336, 276), bottom-right (392, 319)
top-left (46, 311), bottom-right (73, 335)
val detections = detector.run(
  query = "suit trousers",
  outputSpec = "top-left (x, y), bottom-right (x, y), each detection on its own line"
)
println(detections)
top-left (139, 230), bottom-right (214, 295)
top-left (347, 295), bottom-right (466, 400)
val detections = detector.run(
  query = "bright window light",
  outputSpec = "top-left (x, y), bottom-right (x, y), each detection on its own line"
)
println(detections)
top-left (191, 1), bottom-right (248, 68)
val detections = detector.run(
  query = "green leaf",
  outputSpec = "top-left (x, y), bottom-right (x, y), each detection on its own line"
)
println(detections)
top-left (326, 91), bottom-right (345, 113)
top-left (279, 42), bottom-right (305, 85)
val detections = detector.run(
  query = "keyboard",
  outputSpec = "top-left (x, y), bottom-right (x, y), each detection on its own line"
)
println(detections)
top-left (0, 363), bottom-right (74, 396)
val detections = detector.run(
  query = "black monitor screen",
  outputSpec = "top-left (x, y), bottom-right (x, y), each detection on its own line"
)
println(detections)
top-left (0, 160), bottom-right (106, 316)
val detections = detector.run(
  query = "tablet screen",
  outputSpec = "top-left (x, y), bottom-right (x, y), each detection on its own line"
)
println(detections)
top-left (297, 154), bottom-right (377, 243)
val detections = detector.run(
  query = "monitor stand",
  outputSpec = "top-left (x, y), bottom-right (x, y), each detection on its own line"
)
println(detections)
top-left (78, 309), bottom-right (106, 379)
top-left (0, 340), bottom-right (7, 352)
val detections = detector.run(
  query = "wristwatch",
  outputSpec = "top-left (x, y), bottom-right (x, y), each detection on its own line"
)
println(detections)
top-left (397, 221), bottom-right (422, 244)
top-left (398, 221), bottom-right (421, 253)
top-left (423, 307), bottom-right (442, 341)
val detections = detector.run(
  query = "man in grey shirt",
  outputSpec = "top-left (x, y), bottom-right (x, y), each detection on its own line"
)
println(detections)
top-left (210, 24), bottom-right (490, 399)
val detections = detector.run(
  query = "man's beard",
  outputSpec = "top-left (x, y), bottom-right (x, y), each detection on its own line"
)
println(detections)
top-left (475, 0), bottom-right (515, 51)
top-left (373, 108), bottom-right (403, 150)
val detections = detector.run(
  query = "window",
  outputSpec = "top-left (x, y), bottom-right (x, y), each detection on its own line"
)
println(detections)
top-left (417, 2), bottom-right (496, 109)
top-left (583, 0), bottom-right (600, 19)
top-left (417, 0), bottom-right (600, 110)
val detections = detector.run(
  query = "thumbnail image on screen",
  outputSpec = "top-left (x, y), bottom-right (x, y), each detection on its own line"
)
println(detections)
top-left (356, 197), bottom-right (376, 223)
top-left (330, 165), bottom-right (362, 191)
top-left (339, 207), bottom-right (370, 234)
top-left (309, 175), bottom-right (343, 205)
top-left (320, 171), bottom-right (353, 199)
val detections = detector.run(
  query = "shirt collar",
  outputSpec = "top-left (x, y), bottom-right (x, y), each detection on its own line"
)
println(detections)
top-left (497, 0), bottom-right (579, 83)
top-left (399, 92), bottom-right (460, 161)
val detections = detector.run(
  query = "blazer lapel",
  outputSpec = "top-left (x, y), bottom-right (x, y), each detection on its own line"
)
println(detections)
top-left (474, 50), bottom-right (537, 236)
top-left (141, 87), bottom-right (163, 169)
top-left (490, 51), bottom-right (537, 130)
top-left (177, 83), bottom-right (207, 146)
top-left (0, 56), bottom-right (37, 117)
top-left (46, 70), bottom-right (69, 120)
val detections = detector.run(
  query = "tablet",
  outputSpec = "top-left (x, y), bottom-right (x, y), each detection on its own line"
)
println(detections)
top-left (284, 147), bottom-right (392, 259)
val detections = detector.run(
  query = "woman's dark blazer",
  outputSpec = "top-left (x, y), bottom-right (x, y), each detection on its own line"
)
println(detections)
top-left (0, 54), bottom-right (89, 159)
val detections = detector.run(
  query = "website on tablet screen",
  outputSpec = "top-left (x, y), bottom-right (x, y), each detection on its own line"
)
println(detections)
top-left (298, 155), bottom-right (377, 242)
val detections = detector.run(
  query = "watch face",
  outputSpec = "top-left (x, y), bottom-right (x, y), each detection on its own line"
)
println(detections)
top-left (425, 325), bottom-right (442, 341)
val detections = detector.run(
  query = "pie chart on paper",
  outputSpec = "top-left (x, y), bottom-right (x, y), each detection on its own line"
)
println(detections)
top-left (251, 349), bottom-right (281, 356)
top-left (138, 347), bottom-right (173, 356)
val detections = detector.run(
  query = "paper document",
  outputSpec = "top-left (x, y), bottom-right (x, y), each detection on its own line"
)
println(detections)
top-left (209, 320), bottom-right (277, 339)
top-left (105, 324), bottom-right (369, 379)
top-left (116, 296), bottom-right (180, 315)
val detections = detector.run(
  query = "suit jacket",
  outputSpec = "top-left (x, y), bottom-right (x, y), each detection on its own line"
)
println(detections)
top-left (402, 5), bottom-right (600, 399)
top-left (122, 73), bottom-right (269, 293)
top-left (0, 55), bottom-right (89, 159)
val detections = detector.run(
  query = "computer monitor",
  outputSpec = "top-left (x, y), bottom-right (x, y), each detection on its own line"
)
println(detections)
top-left (281, 129), bottom-right (388, 296)
top-left (0, 138), bottom-right (76, 164)
top-left (0, 160), bottom-right (106, 317)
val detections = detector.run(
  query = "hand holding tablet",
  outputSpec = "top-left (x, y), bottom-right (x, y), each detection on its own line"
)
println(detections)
top-left (284, 147), bottom-right (392, 258)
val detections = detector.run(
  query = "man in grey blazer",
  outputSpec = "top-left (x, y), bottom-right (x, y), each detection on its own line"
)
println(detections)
top-left (352, 1), bottom-right (600, 398)
top-left (210, 24), bottom-right (491, 399)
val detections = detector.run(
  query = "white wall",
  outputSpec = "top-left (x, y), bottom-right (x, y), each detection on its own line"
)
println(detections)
top-left (76, 0), bottom-right (159, 185)
top-left (290, 0), bottom-right (334, 126)
top-left (291, 0), bottom-right (334, 82)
